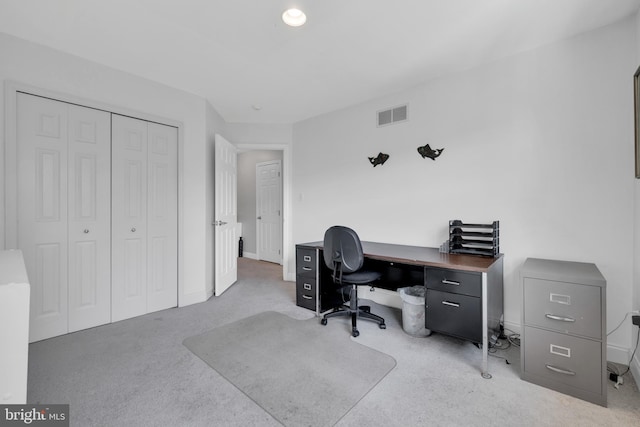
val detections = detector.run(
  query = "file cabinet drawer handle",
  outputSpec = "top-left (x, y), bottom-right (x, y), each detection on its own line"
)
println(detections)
top-left (303, 255), bottom-right (312, 262)
top-left (442, 279), bottom-right (460, 286)
top-left (545, 313), bottom-right (575, 322)
top-left (545, 364), bottom-right (576, 376)
top-left (303, 283), bottom-right (312, 291)
top-left (442, 301), bottom-right (460, 308)
top-left (302, 267), bottom-right (312, 271)
top-left (302, 295), bottom-right (313, 300)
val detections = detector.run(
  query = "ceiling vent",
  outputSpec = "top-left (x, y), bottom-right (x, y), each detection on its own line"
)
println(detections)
top-left (377, 104), bottom-right (408, 127)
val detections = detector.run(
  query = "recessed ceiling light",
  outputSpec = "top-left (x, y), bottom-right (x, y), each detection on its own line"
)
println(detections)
top-left (252, 104), bottom-right (262, 111)
top-left (282, 8), bottom-right (306, 27)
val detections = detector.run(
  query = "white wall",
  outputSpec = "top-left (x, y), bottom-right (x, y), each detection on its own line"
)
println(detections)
top-left (292, 17), bottom-right (636, 362)
top-left (226, 123), bottom-right (293, 146)
top-left (0, 33), bottom-right (215, 307)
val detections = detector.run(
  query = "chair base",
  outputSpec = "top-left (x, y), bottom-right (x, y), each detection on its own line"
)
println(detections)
top-left (320, 285), bottom-right (386, 337)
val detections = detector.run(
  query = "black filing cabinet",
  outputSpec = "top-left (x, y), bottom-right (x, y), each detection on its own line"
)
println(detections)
top-left (425, 267), bottom-right (483, 343)
top-left (296, 246), bottom-right (318, 311)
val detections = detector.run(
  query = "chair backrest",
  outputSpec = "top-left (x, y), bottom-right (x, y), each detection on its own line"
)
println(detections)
top-left (323, 226), bottom-right (364, 276)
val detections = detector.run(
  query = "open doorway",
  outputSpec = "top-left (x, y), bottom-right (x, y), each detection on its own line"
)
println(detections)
top-left (256, 160), bottom-right (282, 263)
top-left (237, 150), bottom-right (283, 263)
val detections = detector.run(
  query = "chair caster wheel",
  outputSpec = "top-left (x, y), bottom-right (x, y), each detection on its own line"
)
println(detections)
top-left (379, 323), bottom-right (386, 329)
top-left (321, 318), bottom-right (327, 325)
top-left (352, 329), bottom-right (360, 337)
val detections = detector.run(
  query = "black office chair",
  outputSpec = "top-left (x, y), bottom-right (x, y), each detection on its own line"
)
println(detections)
top-left (320, 226), bottom-right (386, 337)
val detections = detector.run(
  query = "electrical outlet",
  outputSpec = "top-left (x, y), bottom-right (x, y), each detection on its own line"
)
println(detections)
top-left (633, 315), bottom-right (640, 327)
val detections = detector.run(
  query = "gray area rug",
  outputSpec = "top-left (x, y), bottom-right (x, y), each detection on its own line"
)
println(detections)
top-left (183, 311), bottom-right (396, 426)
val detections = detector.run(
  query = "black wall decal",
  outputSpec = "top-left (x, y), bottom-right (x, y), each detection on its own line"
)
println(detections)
top-left (417, 144), bottom-right (444, 160)
top-left (368, 152), bottom-right (389, 167)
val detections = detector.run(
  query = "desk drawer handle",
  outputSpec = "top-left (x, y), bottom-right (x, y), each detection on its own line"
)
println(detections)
top-left (442, 279), bottom-right (460, 286)
top-left (303, 283), bottom-right (312, 291)
top-left (545, 314), bottom-right (575, 322)
top-left (442, 301), bottom-right (460, 308)
top-left (302, 267), bottom-right (312, 271)
top-left (302, 295), bottom-right (313, 300)
top-left (303, 255), bottom-right (312, 262)
top-left (545, 364), bottom-right (576, 376)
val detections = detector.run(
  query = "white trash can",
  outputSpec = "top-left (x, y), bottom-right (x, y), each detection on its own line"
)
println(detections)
top-left (398, 286), bottom-right (431, 337)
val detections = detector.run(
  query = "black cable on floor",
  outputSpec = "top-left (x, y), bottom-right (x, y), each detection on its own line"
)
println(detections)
top-left (619, 327), bottom-right (640, 377)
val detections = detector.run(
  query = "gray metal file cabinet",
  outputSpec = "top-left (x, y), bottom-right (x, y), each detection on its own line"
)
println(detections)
top-left (520, 258), bottom-right (606, 407)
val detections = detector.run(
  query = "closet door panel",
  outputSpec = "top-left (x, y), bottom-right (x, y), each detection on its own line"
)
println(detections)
top-left (112, 115), bottom-right (148, 322)
top-left (17, 93), bottom-right (69, 341)
top-left (147, 123), bottom-right (178, 312)
top-left (67, 105), bottom-right (112, 332)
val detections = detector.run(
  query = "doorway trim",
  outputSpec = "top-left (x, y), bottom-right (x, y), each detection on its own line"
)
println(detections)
top-left (236, 143), bottom-right (292, 281)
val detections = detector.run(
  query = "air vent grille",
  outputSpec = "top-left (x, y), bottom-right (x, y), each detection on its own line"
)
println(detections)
top-left (377, 104), bottom-right (408, 127)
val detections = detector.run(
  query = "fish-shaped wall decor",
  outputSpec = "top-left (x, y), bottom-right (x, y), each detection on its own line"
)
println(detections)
top-left (368, 152), bottom-right (389, 167)
top-left (417, 144), bottom-right (444, 160)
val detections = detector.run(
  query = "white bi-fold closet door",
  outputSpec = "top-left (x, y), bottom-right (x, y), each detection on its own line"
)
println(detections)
top-left (17, 93), bottom-right (112, 341)
top-left (111, 114), bottom-right (178, 322)
top-left (16, 93), bottom-right (177, 342)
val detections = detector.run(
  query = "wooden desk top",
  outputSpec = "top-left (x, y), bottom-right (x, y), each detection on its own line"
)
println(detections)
top-left (298, 241), bottom-right (503, 273)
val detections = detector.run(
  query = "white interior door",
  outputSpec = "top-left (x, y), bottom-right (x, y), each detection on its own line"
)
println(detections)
top-left (214, 134), bottom-right (238, 296)
top-left (17, 94), bottom-right (112, 341)
top-left (111, 115), bottom-right (148, 322)
top-left (17, 94), bottom-right (69, 341)
top-left (146, 122), bottom-right (178, 312)
top-left (67, 104), bottom-right (111, 333)
top-left (256, 160), bottom-right (282, 264)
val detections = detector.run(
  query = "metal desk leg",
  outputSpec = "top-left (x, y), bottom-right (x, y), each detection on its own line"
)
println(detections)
top-left (481, 272), bottom-right (491, 379)
top-left (315, 248), bottom-right (321, 317)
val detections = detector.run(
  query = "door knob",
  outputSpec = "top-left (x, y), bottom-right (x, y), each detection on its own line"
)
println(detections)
top-left (131, 227), bottom-right (136, 232)
top-left (257, 216), bottom-right (262, 220)
top-left (83, 229), bottom-right (90, 234)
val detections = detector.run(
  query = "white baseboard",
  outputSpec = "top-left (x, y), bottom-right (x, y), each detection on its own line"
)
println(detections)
top-left (241, 252), bottom-right (257, 260)
top-left (607, 343), bottom-right (632, 365)
top-left (359, 287), bottom-right (402, 310)
top-left (610, 339), bottom-right (640, 386)
top-left (179, 290), bottom-right (208, 307)
top-left (502, 320), bottom-right (521, 335)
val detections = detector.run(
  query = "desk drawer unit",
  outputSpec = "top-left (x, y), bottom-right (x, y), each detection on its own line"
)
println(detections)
top-left (426, 289), bottom-right (482, 343)
top-left (295, 246), bottom-right (319, 312)
top-left (521, 258), bottom-right (606, 407)
top-left (425, 267), bottom-right (484, 343)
